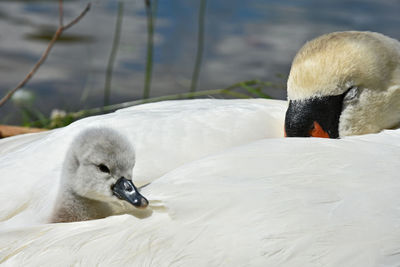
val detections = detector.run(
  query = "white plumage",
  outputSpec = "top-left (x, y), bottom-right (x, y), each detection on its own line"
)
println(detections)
top-left (2, 30), bottom-right (400, 266)
top-left (1, 118), bottom-right (400, 266)
top-left (1, 98), bottom-right (400, 266)
top-left (0, 99), bottom-right (285, 228)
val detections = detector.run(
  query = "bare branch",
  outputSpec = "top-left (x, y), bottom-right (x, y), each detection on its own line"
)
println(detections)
top-left (63, 3), bottom-right (91, 30)
top-left (0, 2), bottom-right (91, 108)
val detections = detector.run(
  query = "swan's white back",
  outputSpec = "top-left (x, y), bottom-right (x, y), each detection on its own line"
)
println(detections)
top-left (1, 128), bottom-right (400, 266)
top-left (0, 99), bottom-right (285, 227)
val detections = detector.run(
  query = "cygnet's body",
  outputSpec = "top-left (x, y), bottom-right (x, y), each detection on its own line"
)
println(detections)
top-left (52, 127), bottom-right (148, 223)
top-left (285, 31), bottom-right (400, 138)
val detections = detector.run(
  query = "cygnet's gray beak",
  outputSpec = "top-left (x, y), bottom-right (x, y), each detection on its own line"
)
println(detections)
top-left (111, 177), bottom-right (149, 208)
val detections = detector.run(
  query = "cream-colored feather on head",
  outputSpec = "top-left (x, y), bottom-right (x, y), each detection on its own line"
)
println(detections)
top-left (287, 31), bottom-right (400, 136)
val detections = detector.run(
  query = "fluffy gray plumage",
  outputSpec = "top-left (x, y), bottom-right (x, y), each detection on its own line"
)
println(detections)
top-left (52, 127), bottom-right (147, 222)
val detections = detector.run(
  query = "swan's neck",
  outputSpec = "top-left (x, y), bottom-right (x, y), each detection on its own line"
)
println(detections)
top-left (52, 190), bottom-right (113, 223)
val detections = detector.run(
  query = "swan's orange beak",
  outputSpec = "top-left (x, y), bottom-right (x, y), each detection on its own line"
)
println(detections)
top-left (284, 122), bottom-right (329, 138)
top-left (309, 121), bottom-right (330, 138)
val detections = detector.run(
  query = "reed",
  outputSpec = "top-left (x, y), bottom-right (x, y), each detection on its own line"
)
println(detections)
top-left (104, 2), bottom-right (124, 107)
top-left (143, 0), bottom-right (158, 99)
top-left (190, 0), bottom-right (207, 94)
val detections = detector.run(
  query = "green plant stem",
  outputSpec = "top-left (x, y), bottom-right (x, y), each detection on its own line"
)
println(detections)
top-left (143, 0), bottom-right (158, 99)
top-left (104, 2), bottom-right (124, 107)
top-left (26, 79), bottom-right (274, 128)
top-left (190, 0), bottom-right (207, 94)
top-left (74, 88), bottom-right (231, 118)
top-left (70, 79), bottom-right (260, 118)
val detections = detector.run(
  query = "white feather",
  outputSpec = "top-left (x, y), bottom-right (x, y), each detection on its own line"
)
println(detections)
top-left (0, 98), bottom-right (399, 266)
top-left (0, 99), bottom-right (285, 228)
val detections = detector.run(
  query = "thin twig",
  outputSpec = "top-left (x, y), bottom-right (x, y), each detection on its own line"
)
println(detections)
top-left (63, 4), bottom-right (91, 30)
top-left (0, 2), bottom-right (91, 108)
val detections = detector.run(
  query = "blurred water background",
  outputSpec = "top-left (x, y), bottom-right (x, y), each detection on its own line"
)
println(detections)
top-left (0, 0), bottom-right (400, 125)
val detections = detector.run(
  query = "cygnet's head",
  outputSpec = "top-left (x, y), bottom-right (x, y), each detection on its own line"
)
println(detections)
top-left (285, 31), bottom-right (400, 138)
top-left (63, 127), bottom-right (148, 209)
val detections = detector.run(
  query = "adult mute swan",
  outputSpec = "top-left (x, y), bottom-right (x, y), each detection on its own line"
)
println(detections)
top-left (285, 31), bottom-right (400, 138)
top-left (2, 31), bottom-right (400, 266)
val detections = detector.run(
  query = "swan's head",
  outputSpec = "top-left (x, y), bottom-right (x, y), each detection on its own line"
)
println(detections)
top-left (285, 31), bottom-right (400, 138)
top-left (63, 127), bottom-right (148, 209)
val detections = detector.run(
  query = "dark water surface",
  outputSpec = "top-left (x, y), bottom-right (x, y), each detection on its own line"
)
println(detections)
top-left (0, 0), bottom-right (399, 124)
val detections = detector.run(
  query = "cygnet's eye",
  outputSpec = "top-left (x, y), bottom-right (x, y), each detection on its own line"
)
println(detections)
top-left (98, 164), bottom-right (110, 174)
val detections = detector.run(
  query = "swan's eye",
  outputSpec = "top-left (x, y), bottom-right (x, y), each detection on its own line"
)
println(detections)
top-left (344, 86), bottom-right (358, 101)
top-left (98, 164), bottom-right (110, 174)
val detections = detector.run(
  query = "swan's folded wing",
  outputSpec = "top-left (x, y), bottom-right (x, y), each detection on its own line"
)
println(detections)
top-left (1, 130), bottom-right (400, 266)
top-left (0, 99), bottom-right (286, 225)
